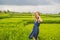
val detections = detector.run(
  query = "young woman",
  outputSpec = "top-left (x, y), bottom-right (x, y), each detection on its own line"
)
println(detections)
top-left (29, 11), bottom-right (43, 40)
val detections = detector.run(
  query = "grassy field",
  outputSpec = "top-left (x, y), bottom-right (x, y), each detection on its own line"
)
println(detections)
top-left (0, 12), bottom-right (60, 40)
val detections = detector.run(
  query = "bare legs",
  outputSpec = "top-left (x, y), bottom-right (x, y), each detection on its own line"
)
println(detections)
top-left (33, 37), bottom-right (36, 40)
top-left (33, 36), bottom-right (40, 40)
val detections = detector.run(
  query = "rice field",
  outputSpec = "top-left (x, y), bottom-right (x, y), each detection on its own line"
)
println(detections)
top-left (0, 12), bottom-right (60, 40)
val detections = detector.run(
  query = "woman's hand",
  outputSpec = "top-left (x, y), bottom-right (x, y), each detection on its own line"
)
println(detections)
top-left (38, 16), bottom-right (43, 23)
top-left (39, 17), bottom-right (43, 22)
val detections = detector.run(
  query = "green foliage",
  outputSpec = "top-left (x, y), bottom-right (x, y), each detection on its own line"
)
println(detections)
top-left (0, 12), bottom-right (60, 40)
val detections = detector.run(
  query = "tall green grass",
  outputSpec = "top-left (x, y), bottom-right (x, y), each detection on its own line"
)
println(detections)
top-left (0, 12), bottom-right (60, 40)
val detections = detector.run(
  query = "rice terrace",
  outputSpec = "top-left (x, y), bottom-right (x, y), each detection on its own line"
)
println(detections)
top-left (0, 11), bottom-right (60, 40)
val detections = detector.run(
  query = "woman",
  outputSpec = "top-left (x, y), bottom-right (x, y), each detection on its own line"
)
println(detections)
top-left (29, 11), bottom-right (43, 40)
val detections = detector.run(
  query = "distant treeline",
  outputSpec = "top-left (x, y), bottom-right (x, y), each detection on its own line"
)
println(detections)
top-left (0, 10), bottom-right (60, 14)
top-left (0, 11), bottom-right (60, 24)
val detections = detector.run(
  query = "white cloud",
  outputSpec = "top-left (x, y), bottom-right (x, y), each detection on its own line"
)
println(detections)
top-left (0, 0), bottom-right (60, 14)
top-left (0, 5), bottom-right (60, 14)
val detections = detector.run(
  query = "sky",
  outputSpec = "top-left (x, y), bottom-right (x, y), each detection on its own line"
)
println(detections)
top-left (0, 0), bottom-right (60, 13)
top-left (0, 0), bottom-right (60, 5)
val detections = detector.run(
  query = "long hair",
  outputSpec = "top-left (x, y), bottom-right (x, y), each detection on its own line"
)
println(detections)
top-left (34, 11), bottom-right (40, 19)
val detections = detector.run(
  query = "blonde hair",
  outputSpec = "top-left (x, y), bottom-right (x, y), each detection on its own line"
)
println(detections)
top-left (34, 11), bottom-right (40, 19)
top-left (34, 11), bottom-right (40, 15)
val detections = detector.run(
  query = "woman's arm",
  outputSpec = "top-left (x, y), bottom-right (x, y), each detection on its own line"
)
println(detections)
top-left (37, 16), bottom-right (43, 23)
top-left (39, 16), bottom-right (43, 22)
